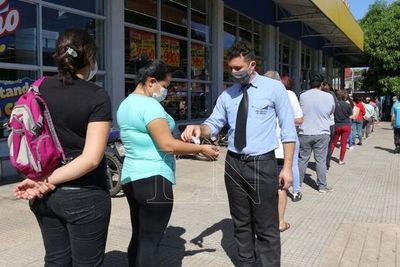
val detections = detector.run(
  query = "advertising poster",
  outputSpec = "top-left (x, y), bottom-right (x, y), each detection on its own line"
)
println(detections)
top-left (129, 28), bottom-right (156, 60)
top-left (191, 43), bottom-right (205, 70)
top-left (161, 36), bottom-right (180, 67)
top-left (0, 78), bottom-right (33, 120)
top-left (0, 0), bottom-right (22, 56)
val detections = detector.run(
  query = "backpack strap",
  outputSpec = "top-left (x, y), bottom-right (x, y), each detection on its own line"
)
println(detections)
top-left (31, 77), bottom-right (47, 93)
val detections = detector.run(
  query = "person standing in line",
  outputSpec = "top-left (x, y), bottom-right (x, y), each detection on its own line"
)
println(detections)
top-left (14, 29), bottom-right (113, 266)
top-left (321, 83), bottom-right (337, 170)
top-left (182, 41), bottom-right (297, 267)
top-left (117, 59), bottom-right (219, 267)
top-left (298, 73), bottom-right (335, 193)
top-left (347, 95), bottom-right (355, 150)
top-left (391, 96), bottom-right (400, 153)
top-left (330, 91), bottom-right (353, 165)
top-left (363, 98), bottom-right (375, 139)
top-left (264, 72), bottom-right (303, 234)
top-left (352, 97), bottom-right (366, 145)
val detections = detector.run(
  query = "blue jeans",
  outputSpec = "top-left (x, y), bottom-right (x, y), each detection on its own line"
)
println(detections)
top-left (348, 126), bottom-right (354, 146)
top-left (292, 137), bottom-right (301, 193)
top-left (352, 120), bottom-right (363, 144)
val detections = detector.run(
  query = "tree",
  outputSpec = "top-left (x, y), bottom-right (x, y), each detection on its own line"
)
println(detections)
top-left (360, 0), bottom-right (400, 95)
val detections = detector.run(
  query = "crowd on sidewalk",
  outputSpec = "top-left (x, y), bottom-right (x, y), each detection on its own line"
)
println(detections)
top-left (9, 29), bottom-right (399, 267)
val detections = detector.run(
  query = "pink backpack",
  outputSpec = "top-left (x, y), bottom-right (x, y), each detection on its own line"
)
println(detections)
top-left (7, 78), bottom-right (66, 180)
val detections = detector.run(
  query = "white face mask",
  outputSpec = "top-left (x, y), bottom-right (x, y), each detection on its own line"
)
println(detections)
top-left (152, 87), bottom-right (168, 102)
top-left (86, 61), bottom-right (98, 81)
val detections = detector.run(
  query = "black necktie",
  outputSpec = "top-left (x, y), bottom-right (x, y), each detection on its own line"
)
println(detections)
top-left (234, 84), bottom-right (251, 151)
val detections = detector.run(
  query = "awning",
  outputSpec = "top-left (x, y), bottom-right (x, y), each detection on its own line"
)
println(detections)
top-left (273, 0), bottom-right (365, 66)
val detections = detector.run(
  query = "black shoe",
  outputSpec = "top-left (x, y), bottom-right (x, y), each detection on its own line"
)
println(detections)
top-left (292, 192), bottom-right (302, 202)
top-left (357, 142), bottom-right (363, 146)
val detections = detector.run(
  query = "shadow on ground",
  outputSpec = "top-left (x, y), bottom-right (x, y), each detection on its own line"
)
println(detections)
top-left (102, 222), bottom-right (234, 267)
top-left (374, 146), bottom-right (396, 154)
top-left (303, 174), bottom-right (319, 191)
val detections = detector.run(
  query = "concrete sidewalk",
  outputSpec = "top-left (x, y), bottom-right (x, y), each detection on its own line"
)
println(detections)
top-left (0, 123), bottom-right (399, 267)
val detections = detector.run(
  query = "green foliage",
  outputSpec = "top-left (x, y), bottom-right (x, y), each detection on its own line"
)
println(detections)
top-left (360, 0), bottom-right (400, 94)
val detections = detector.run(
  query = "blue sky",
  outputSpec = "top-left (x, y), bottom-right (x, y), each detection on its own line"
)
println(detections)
top-left (349, 0), bottom-right (396, 20)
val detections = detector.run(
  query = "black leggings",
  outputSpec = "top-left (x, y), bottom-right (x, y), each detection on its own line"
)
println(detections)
top-left (122, 175), bottom-right (174, 267)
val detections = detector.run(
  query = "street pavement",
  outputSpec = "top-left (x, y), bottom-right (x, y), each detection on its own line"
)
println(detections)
top-left (0, 122), bottom-right (399, 267)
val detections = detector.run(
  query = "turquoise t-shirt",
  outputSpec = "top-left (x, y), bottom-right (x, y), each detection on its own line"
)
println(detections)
top-left (117, 94), bottom-right (176, 185)
top-left (392, 102), bottom-right (400, 128)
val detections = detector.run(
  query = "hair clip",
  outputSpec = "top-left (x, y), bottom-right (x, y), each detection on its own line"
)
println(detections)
top-left (66, 47), bottom-right (78, 58)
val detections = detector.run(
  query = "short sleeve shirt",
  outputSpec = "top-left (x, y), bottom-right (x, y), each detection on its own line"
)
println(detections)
top-left (117, 94), bottom-right (176, 185)
top-left (40, 75), bottom-right (112, 189)
top-left (287, 90), bottom-right (303, 119)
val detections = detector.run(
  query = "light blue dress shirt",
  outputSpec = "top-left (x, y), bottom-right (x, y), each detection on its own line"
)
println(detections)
top-left (204, 73), bottom-right (297, 156)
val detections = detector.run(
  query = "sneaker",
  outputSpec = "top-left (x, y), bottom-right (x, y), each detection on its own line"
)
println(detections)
top-left (357, 142), bottom-right (363, 146)
top-left (339, 161), bottom-right (345, 165)
top-left (319, 186), bottom-right (334, 193)
top-left (292, 192), bottom-right (302, 202)
top-left (348, 146), bottom-right (354, 150)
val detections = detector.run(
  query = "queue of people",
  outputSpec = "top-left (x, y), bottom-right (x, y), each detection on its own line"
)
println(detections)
top-left (10, 28), bottom-right (385, 267)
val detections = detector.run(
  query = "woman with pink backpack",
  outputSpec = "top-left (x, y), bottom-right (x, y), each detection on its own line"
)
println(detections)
top-left (13, 29), bottom-right (112, 266)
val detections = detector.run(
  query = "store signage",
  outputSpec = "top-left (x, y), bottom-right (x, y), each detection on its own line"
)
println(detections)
top-left (191, 43), bottom-right (205, 70)
top-left (0, 78), bottom-right (33, 119)
top-left (161, 36), bottom-right (180, 67)
top-left (0, 0), bottom-right (20, 38)
top-left (129, 28), bottom-right (155, 60)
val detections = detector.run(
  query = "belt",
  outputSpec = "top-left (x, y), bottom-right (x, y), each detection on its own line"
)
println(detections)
top-left (227, 150), bottom-right (275, 161)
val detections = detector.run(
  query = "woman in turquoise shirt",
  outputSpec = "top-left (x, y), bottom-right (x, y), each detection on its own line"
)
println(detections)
top-left (117, 59), bottom-right (219, 267)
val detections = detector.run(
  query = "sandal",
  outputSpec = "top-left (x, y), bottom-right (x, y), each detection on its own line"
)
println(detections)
top-left (279, 222), bottom-right (291, 232)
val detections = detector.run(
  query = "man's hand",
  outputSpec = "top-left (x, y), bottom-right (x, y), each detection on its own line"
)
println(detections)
top-left (181, 125), bottom-right (202, 142)
top-left (278, 167), bottom-right (293, 190)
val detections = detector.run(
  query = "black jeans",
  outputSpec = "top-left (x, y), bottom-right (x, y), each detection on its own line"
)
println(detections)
top-left (225, 151), bottom-right (280, 267)
top-left (326, 125), bottom-right (335, 169)
top-left (29, 187), bottom-right (111, 267)
top-left (394, 128), bottom-right (400, 147)
top-left (122, 175), bottom-right (174, 267)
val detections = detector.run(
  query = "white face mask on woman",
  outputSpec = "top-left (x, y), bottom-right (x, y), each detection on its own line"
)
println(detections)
top-left (152, 87), bottom-right (168, 102)
top-left (86, 61), bottom-right (98, 81)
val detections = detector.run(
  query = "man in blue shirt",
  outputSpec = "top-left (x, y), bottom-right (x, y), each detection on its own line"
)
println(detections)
top-left (391, 96), bottom-right (400, 153)
top-left (181, 41), bottom-right (297, 267)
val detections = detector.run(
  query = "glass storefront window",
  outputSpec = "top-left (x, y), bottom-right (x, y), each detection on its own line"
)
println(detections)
top-left (161, 36), bottom-right (187, 79)
top-left (239, 29), bottom-right (251, 44)
top-left (191, 43), bottom-right (210, 80)
top-left (125, 28), bottom-right (156, 74)
top-left (191, 83), bottom-right (211, 119)
top-left (254, 34), bottom-right (262, 57)
top-left (163, 82), bottom-right (188, 121)
top-left (239, 15), bottom-right (252, 31)
top-left (161, 0), bottom-right (188, 37)
top-left (125, 0), bottom-right (157, 29)
top-left (42, 7), bottom-right (105, 69)
top-left (191, 0), bottom-right (210, 42)
top-left (44, 0), bottom-right (104, 15)
top-left (125, 78), bottom-right (136, 97)
top-left (0, 1), bottom-right (37, 65)
top-left (0, 69), bottom-right (37, 121)
top-left (224, 7), bottom-right (236, 25)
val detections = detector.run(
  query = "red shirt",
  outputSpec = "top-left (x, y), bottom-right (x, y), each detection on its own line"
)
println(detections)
top-left (355, 101), bottom-right (366, 121)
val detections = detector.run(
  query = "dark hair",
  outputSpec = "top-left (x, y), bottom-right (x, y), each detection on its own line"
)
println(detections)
top-left (336, 90), bottom-right (347, 101)
top-left (280, 75), bottom-right (294, 91)
top-left (53, 29), bottom-right (97, 85)
top-left (309, 73), bottom-right (324, 89)
top-left (137, 58), bottom-right (171, 84)
top-left (227, 40), bottom-right (255, 62)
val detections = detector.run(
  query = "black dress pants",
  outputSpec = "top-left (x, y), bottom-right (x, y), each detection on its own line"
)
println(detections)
top-left (224, 151), bottom-right (280, 267)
